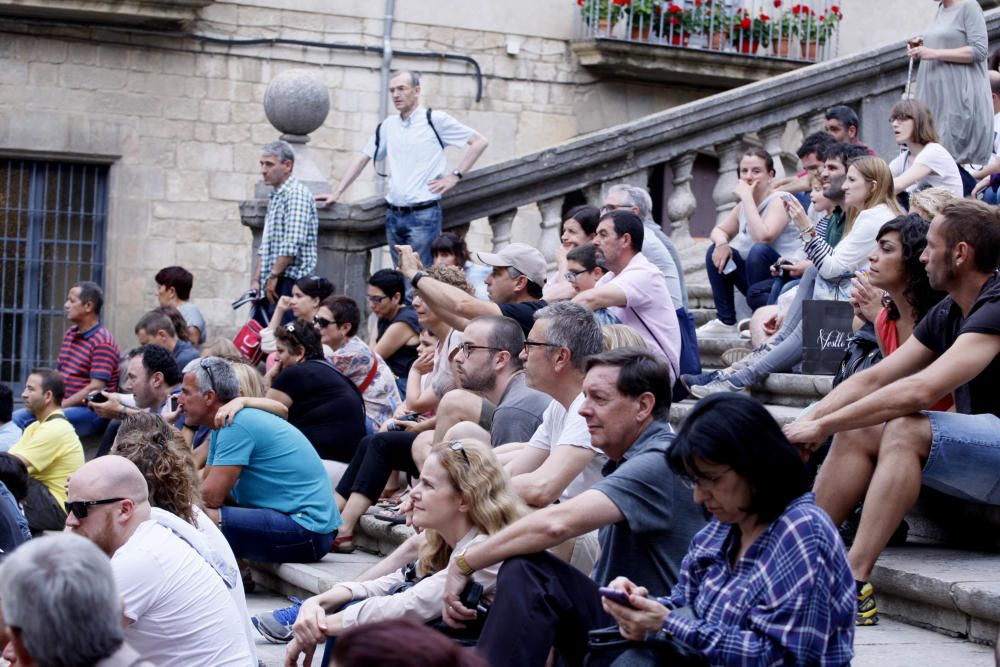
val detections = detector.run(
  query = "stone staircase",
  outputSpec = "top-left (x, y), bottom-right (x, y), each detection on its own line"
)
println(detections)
top-left (249, 291), bottom-right (1000, 649)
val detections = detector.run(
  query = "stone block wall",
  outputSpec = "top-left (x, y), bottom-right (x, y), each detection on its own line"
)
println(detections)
top-left (0, 0), bottom-right (934, 349)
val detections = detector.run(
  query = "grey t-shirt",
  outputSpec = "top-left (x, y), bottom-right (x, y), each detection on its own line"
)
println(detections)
top-left (179, 302), bottom-right (207, 343)
top-left (490, 372), bottom-right (551, 448)
top-left (591, 420), bottom-right (706, 597)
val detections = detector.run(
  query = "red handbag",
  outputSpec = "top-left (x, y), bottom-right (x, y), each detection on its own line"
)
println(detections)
top-left (233, 318), bottom-right (264, 365)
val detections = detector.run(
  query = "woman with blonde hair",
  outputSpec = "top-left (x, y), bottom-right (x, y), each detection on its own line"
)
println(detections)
top-left (685, 156), bottom-right (901, 397)
top-left (602, 324), bottom-right (648, 352)
top-left (274, 439), bottom-right (526, 663)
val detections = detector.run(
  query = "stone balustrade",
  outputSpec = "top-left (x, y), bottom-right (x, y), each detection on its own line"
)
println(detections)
top-left (242, 9), bottom-right (1000, 309)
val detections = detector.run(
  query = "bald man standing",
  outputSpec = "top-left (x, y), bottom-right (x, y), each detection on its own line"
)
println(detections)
top-left (65, 456), bottom-right (253, 667)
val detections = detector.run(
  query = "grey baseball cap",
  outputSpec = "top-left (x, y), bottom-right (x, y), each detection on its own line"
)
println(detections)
top-left (473, 243), bottom-right (547, 287)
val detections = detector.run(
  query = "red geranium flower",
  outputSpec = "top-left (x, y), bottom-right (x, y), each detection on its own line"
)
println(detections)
top-left (819, 14), bottom-right (825, 20)
top-left (740, 16), bottom-right (752, 29)
top-left (773, 0), bottom-right (782, 7)
top-left (831, 4), bottom-right (839, 12)
top-left (668, 3), bottom-right (683, 14)
top-left (759, 13), bottom-right (770, 21)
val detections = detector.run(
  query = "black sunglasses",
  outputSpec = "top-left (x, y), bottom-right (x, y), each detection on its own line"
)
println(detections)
top-left (64, 497), bottom-right (125, 519)
top-left (199, 358), bottom-right (217, 394)
top-left (314, 316), bottom-right (334, 328)
top-left (450, 441), bottom-right (470, 465)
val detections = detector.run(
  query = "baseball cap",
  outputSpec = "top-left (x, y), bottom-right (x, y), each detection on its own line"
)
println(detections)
top-left (473, 243), bottom-right (547, 288)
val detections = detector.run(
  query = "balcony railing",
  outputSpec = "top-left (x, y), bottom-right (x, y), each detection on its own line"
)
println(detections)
top-left (578, 0), bottom-right (841, 63)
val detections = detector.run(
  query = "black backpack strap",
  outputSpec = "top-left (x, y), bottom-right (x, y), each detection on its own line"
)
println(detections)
top-left (426, 108), bottom-right (444, 149)
top-left (44, 412), bottom-right (68, 423)
top-left (373, 120), bottom-right (389, 177)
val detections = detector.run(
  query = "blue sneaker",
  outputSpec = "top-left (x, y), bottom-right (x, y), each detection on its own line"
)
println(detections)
top-left (251, 597), bottom-right (303, 644)
top-left (680, 369), bottom-right (726, 391)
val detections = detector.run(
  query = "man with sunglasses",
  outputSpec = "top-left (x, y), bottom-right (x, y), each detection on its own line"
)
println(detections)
top-left (64, 455), bottom-right (253, 666)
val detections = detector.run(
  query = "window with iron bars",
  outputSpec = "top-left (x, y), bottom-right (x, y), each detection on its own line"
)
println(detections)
top-left (0, 158), bottom-right (108, 391)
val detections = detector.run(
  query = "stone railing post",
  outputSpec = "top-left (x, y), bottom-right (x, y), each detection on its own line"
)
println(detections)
top-left (758, 123), bottom-right (787, 180)
top-left (666, 153), bottom-right (697, 248)
top-left (713, 139), bottom-right (742, 225)
top-left (489, 209), bottom-right (518, 251)
top-left (536, 196), bottom-right (565, 269)
top-left (798, 111), bottom-right (827, 137)
top-left (584, 182), bottom-right (606, 208)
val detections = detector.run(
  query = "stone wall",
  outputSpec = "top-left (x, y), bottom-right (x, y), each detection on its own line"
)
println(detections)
top-left (0, 0), bottom-right (935, 349)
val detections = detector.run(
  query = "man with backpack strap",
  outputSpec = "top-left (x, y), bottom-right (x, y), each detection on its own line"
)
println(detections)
top-left (318, 69), bottom-right (489, 268)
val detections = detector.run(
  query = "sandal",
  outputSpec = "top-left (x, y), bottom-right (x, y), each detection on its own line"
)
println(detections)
top-left (331, 533), bottom-right (356, 554)
top-left (367, 506), bottom-right (407, 525)
top-left (376, 488), bottom-right (410, 509)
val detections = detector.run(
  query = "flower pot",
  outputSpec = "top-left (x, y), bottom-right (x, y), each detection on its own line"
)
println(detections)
top-left (631, 25), bottom-right (653, 41)
top-left (800, 40), bottom-right (821, 60)
top-left (735, 39), bottom-right (759, 54)
top-left (667, 32), bottom-right (690, 46)
top-left (592, 18), bottom-right (616, 36)
top-left (709, 31), bottom-right (728, 50)
top-left (773, 36), bottom-right (793, 57)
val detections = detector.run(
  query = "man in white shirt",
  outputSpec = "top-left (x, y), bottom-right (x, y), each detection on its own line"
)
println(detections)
top-left (320, 69), bottom-right (489, 267)
top-left (573, 211), bottom-right (681, 380)
top-left (500, 302), bottom-right (607, 508)
top-left (65, 456), bottom-right (253, 667)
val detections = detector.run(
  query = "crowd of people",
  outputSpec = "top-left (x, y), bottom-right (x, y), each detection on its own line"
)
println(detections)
top-left (3, 5), bottom-right (1000, 662)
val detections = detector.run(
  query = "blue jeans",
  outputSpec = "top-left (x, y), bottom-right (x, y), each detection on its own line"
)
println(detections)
top-left (219, 505), bottom-right (335, 563)
top-left (251, 275), bottom-right (296, 327)
top-left (13, 407), bottom-right (108, 438)
top-left (386, 204), bottom-right (442, 269)
top-left (704, 243), bottom-right (780, 324)
top-left (923, 411), bottom-right (1000, 504)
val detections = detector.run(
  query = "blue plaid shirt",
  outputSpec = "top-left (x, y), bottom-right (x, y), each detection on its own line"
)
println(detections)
top-left (658, 493), bottom-right (855, 666)
top-left (259, 176), bottom-right (318, 288)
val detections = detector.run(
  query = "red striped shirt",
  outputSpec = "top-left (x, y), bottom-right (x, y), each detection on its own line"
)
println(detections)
top-left (56, 323), bottom-right (121, 394)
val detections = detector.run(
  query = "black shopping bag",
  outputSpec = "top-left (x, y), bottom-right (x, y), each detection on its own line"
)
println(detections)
top-left (802, 300), bottom-right (855, 375)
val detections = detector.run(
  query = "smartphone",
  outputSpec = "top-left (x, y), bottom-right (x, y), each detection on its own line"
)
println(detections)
top-left (168, 395), bottom-right (179, 412)
top-left (722, 258), bottom-right (738, 275)
top-left (598, 586), bottom-right (633, 608)
top-left (86, 391), bottom-right (108, 404)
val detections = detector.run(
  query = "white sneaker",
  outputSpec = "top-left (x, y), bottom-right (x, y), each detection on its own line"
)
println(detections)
top-left (697, 318), bottom-right (739, 336)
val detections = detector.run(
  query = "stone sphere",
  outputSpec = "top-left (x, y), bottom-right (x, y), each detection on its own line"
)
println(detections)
top-left (263, 69), bottom-right (330, 137)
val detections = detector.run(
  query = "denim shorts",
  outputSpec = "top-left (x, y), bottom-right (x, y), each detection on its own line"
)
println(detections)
top-left (923, 410), bottom-right (1000, 504)
top-left (220, 505), bottom-right (335, 563)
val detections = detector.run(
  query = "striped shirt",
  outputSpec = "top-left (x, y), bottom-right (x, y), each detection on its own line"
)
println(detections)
top-left (259, 176), bottom-right (318, 289)
top-left (56, 323), bottom-right (121, 394)
top-left (658, 493), bottom-right (855, 666)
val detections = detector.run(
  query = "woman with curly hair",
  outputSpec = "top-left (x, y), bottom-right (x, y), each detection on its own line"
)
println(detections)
top-left (280, 439), bottom-right (526, 665)
top-left (111, 412), bottom-right (258, 661)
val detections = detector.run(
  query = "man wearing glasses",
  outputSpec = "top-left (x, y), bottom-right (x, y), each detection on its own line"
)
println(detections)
top-left (64, 456), bottom-right (253, 667)
top-left (318, 69), bottom-right (489, 268)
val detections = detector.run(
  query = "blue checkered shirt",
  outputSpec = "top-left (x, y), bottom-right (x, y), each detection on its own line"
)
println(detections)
top-left (259, 176), bottom-right (318, 288)
top-left (657, 493), bottom-right (855, 666)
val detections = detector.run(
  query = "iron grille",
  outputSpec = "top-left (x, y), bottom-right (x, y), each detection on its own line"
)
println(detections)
top-left (0, 159), bottom-right (108, 389)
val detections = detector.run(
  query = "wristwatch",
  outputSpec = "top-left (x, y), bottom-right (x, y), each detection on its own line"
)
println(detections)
top-left (454, 548), bottom-right (475, 576)
top-left (451, 169), bottom-right (463, 180)
top-left (411, 271), bottom-right (426, 290)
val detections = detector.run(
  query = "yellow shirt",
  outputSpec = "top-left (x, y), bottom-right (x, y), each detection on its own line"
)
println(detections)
top-left (10, 410), bottom-right (84, 507)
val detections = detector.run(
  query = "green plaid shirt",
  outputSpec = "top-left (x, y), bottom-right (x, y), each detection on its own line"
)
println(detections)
top-left (259, 176), bottom-right (318, 289)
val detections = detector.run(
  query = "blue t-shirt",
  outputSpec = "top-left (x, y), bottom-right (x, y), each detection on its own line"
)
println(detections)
top-left (208, 408), bottom-right (341, 534)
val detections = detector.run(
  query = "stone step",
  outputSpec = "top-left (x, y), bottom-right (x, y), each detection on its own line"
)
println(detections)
top-left (696, 335), bottom-right (750, 368)
top-left (670, 399), bottom-right (805, 427)
top-left (751, 372), bottom-right (833, 407)
top-left (871, 545), bottom-right (1000, 645)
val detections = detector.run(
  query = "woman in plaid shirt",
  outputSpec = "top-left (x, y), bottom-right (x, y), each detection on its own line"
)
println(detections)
top-left (601, 394), bottom-right (855, 666)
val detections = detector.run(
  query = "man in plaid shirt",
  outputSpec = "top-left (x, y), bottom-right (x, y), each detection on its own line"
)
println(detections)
top-left (253, 140), bottom-right (318, 325)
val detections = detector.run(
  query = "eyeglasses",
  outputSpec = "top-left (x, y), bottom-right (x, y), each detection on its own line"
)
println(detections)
top-left (600, 204), bottom-right (629, 214)
top-left (523, 339), bottom-right (561, 352)
top-left (679, 467), bottom-right (732, 491)
top-left (64, 497), bottom-right (126, 520)
top-left (368, 295), bottom-right (389, 304)
top-left (199, 359), bottom-right (217, 394)
top-left (314, 316), bottom-right (333, 329)
top-left (564, 269), bottom-right (590, 283)
top-left (460, 343), bottom-right (500, 357)
top-left (450, 440), bottom-right (470, 465)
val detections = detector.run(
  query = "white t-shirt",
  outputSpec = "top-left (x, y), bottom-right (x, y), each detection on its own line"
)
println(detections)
top-left (112, 521), bottom-right (253, 667)
top-left (526, 393), bottom-right (607, 502)
top-left (888, 143), bottom-right (963, 196)
top-left (991, 113), bottom-right (1000, 161)
top-left (192, 507), bottom-right (257, 664)
top-left (597, 252), bottom-right (681, 379)
top-left (364, 106), bottom-right (474, 206)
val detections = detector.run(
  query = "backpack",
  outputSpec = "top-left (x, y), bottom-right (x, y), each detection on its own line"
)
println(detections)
top-left (372, 108), bottom-right (445, 177)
